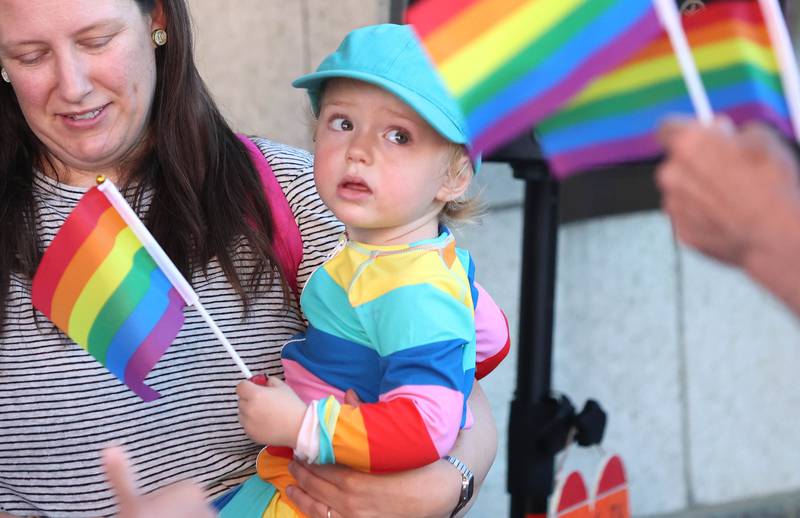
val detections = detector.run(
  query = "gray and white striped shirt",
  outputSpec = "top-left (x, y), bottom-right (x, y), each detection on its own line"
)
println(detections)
top-left (0, 138), bottom-right (342, 517)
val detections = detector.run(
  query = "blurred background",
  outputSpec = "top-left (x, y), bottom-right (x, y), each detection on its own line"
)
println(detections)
top-left (186, 1), bottom-right (800, 516)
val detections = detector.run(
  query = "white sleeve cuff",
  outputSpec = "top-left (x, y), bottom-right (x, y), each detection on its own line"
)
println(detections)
top-left (293, 403), bottom-right (321, 463)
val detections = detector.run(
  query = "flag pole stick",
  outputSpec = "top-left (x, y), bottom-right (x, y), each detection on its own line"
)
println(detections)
top-left (758, 0), bottom-right (800, 142)
top-left (193, 302), bottom-right (253, 378)
top-left (96, 177), bottom-right (253, 379)
top-left (653, 0), bottom-right (714, 124)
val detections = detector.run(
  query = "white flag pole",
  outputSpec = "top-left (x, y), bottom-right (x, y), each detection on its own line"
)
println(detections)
top-left (653, 0), bottom-right (714, 124)
top-left (758, 0), bottom-right (800, 142)
top-left (96, 176), bottom-right (253, 379)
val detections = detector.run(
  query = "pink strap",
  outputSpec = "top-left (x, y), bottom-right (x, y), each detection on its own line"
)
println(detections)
top-left (236, 135), bottom-right (303, 294)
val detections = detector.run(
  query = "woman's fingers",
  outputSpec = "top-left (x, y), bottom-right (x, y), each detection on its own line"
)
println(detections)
top-left (102, 445), bottom-right (140, 513)
top-left (286, 482), bottom-right (335, 518)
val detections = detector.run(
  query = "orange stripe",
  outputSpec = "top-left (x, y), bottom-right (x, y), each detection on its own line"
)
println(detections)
top-left (423, 0), bottom-right (531, 64)
top-left (50, 207), bottom-right (127, 332)
top-left (627, 18), bottom-right (769, 67)
top-left (331, 406), bottom-right (371, 471)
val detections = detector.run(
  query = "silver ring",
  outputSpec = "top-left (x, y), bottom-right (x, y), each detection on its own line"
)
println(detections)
top-left (327, 507), bottom-right (332, 518)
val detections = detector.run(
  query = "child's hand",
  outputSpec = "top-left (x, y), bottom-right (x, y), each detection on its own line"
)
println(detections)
top-left (237, 376), bottom-right (306, 448)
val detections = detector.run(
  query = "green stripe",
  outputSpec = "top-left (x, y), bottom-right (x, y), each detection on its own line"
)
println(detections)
top-left (538, 63), bottom-right (781, 132)
top-left (87, 247), bottom-right (156, 363)
top-left (460, 0), bottom-right (614, 115)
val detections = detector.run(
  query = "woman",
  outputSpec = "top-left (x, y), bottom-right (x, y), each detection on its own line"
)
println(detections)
top-left (0, 1), bottom-right (499, 517)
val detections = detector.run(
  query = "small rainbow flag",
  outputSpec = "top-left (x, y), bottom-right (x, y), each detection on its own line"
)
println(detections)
top-left (406, 0), bottom-right (666, 157)
top-left (536, 0), bottom-right (795, 177)
top-left (32, 180), bottom-right (193, 401)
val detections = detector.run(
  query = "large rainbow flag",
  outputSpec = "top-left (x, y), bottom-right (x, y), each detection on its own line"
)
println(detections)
top-left (406, 0), bottom-right (666, 157)
top-left (536, 0), bottom-right (795, 177)
top-left (32, 182), bottom-right (188, 402)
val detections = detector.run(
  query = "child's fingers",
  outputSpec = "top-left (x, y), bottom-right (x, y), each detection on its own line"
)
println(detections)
top-left (267, 376), bottom-right (286, 388)
top-left (236, 378), bottom-right (264, 399)
top-left (102, 445), bottom-right (139, 513)
top-left (344, 389), bottom-right (361, 407)
top-left (249, 373), bottom-right (269, 386)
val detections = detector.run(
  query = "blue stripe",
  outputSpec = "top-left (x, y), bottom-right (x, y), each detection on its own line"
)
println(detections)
top-left (540, 79), bottom-right (790, 155)
top-left (282, 326), bottom-right (382, 402)
top-left (105, 268), bottom-right (172, 380)
top-left (317, 397), bottom-right (337, 464)
top-left (301, 267), bottom-right (372, 346)
top-left (380, 338), bottom-right (468, 394)
top-left (466, 0), bottom-right (654, 137)
top-left (357, 284), bottom-right (474, 357)
top-left (460, 368), bottom-right (475, 428)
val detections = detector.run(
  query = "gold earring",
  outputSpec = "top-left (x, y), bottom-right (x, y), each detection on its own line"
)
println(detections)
top-left (1, 68), bottom-right (9, 83)
top-left (151, 28), bottom-right (167, 47)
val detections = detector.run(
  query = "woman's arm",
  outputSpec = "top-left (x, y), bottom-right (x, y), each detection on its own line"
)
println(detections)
top-left (284, 382), bottom-right (498, 518)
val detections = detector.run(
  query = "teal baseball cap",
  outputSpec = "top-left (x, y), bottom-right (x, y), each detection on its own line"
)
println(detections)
top-left (292, 23), bottom-right (480, 171)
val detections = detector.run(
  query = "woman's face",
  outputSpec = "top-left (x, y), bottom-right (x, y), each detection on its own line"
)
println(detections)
top-left (0, 0), bottom-right (162, 177)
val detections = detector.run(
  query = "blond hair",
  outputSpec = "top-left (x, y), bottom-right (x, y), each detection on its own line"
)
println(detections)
top-left (440, 143), bottom-right (484, 227)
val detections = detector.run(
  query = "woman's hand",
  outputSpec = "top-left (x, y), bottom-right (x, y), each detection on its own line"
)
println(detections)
top-left (102, 445), bottom-right (216, 518)
top-left (284, 383), bottom-right (497, 518)
top-left (236, 377), bottom-right (307, 447)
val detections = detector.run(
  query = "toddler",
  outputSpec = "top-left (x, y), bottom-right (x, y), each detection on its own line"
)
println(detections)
top-left (230, 23), bottom-right (509, 518)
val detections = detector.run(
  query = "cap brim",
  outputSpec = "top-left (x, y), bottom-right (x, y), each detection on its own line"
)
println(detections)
top-left (293, 70), bottom-right (468, 146)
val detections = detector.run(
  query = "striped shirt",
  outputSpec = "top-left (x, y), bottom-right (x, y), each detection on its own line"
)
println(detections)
top-left (0, 138), bottom-right (343, 518)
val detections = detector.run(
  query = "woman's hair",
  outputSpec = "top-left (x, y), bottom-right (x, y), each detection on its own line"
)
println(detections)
top-left (440, 143), bottom-right (484, 227)
top-left (0, 0), bottom-right (290, 330)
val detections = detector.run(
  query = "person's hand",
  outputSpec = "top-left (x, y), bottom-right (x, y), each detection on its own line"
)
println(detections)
top-left (656, 117), bottom-right (800, 266)
top-left (102, 445), bottom-right (216, 518)
top-left (284, 460), bottom-right (460, 518)
top-left (237, 376), bottom-right (306, 448)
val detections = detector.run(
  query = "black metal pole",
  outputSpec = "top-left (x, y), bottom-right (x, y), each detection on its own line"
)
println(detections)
top-left (508, 166), bottom-right (560, 518)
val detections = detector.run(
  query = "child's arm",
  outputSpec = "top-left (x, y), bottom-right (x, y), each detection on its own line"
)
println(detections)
top-left (473, 281), bottom-right (511, 379)
top-left (282, 381), bottom-right (498, 518)
top-left (297, 284), bottom-right (474, 473)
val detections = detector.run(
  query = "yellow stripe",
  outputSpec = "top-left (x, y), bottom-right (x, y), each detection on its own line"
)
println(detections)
top-left (68, 228), bottom-right (142, 347)
top-left (570, 38), bottom-right (778, 108)
top-left (439, 0), bottom-right (582, 96)
top-left (323, 246), bottom-right (370, 291)
top-left (349, 251), bottom-right (469, 307)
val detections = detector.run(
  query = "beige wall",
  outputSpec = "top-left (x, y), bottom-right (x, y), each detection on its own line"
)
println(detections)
top-left (187, 0), bottom-right (390, 150)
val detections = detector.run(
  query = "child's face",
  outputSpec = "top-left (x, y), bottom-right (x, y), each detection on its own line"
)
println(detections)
top-left (313, 78), bottom-right (456, 245)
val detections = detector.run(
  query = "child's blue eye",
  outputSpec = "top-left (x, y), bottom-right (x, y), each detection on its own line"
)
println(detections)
top-left (385, 129), bottom-right (409, 144)
top-left (330, 117), bottom-right (353, 131)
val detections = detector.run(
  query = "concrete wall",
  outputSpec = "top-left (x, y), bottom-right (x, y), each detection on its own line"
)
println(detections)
top-left (188, 0), bottom-right (390, 149)
top-left (460, 165), bottom-right (800, 517)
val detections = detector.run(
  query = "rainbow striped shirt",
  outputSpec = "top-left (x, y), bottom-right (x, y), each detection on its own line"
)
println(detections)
top-left (280, 229), bottom-right (502, 473)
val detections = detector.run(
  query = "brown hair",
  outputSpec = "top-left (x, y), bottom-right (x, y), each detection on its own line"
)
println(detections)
top-left (0, 0), bottom-right (289, 330)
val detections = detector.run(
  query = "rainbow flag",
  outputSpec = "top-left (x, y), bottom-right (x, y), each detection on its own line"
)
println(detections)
top-left (32, 182), bottom-right (188, 402)
top-left (406, 0), bottom-right (665, 157)
top-left (536, 0), bottom-right (794, 177)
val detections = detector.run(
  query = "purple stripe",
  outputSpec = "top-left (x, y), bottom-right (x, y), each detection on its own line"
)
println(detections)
top-left (549, 101), bottom-right (795, 178)
top-left (726, 103), bottom-right (794, 138)
top-left (124, 288), bottom-right (185, 402)
top-left (473, 8), bottom-right (663, 156)
top-left (551, 134), bottom-right (662, 179)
